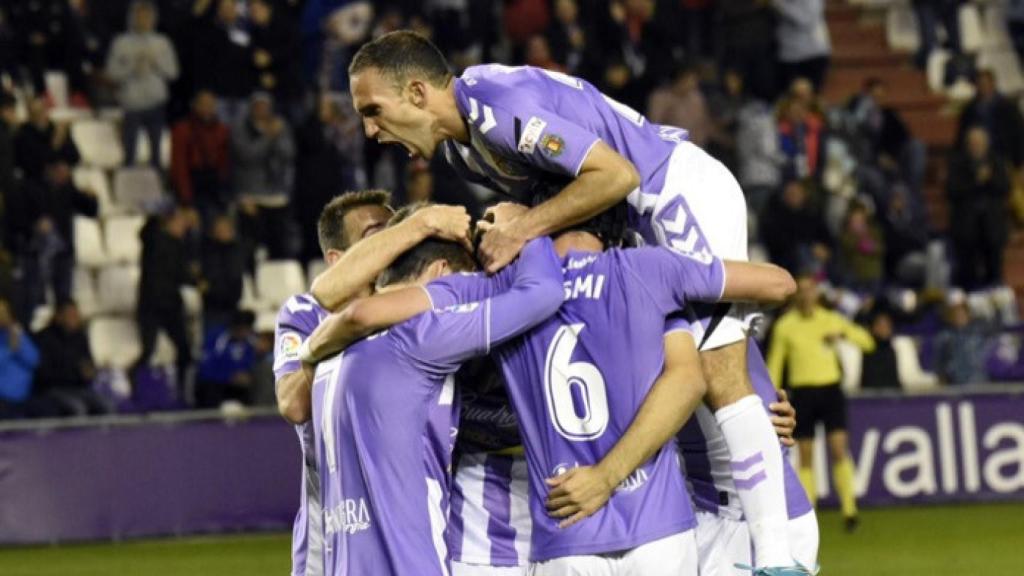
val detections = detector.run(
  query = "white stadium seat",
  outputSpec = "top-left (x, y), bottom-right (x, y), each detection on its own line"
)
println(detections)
top-left (256, 260), bottom-right (306, 310)
top-left (96, 264), bottom-right (140, 314)
top-left (71, 119), bottom-right (124, 169)
top-left (134, 129), bottom-right (172, 170)
top-left (104, 215), bottom-right (146, 263)
top-left (74, 216), bottom-right (108, 268)
top-left (893, 336), bottom-right (939, 392)
top-left (113, 166), bottom-right (165, 213)
top-left (886, 2), bottom-right (920, 53)
top-left (836, 340), bottom-right (864, 394)
top-left (239, 274), bottom-right (263, 312)
top-left (958, 4), bottom-right (984, 53)
top-left (926, 49), bottom-right (951, 93)
top-left (73, 266), bottom-right (100, 318)
top-left (72, 166), bottom-right (116, 216)
top-left (307, 260), bottom-right (328, 286)
top-left (255, 310), bottom-right (278, 334)
top-left (89, 316), bottom-right (141, 369)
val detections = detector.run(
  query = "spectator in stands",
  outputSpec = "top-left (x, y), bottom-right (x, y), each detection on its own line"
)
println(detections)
top-left (912, 0), bottom-right (962, 70)
top-left (591, 0), bottom-right (671, 112)
top-left (31, 299), bottom-right (110, 417)
top-left (0, 91), bottom-right (16, 233)
top-left (719, 0), bottom-right (777, 101)
top-left (546, 0), bottom-right (586, 74)
top-left (524, 34), bottom-right (565, 73)
top-left (860, 308), bottom-right (901, 390)
top-left (233, 92), bottom-right (296, 259)
top-left (131, 208), bottom-right (195, 398)
top-left (935, 299), bottom-right (990, 384)
top-left (774, 0), bottom-right (831, 91)
top-left (848, 77), bottom-right (928, 207)
top-left (1010, 1), bottom-right (1024, 65)
top-left (647, 66), bottom-right (712, 149)
top-left (199, 214), bottom-right (245, 334)
top-left (6, 161), bottom-right (98, 324)
top-left (196, 309), bottom-right (258, 408)
top-left (170, 90), bottom-right (231, 222)
top-left (881, 188), bottom-right (929, 288)
top-left (955, 70), bottom-right (1024, 169)
top-left (768, 275), bottom-right (874, 531)
top-left (249, 0), bottom-right (303, 120)
top-left (778, 93), bottom-right (825, 182)
top-left (761, 179), bottom-right (832, 276)
top-left (0, 296), bottom-right (41, 419)
top-left (0, 8), bottom-right (17, 86)
top-left (8, 0), bottom-right (89, 102)
top-left (105, 0), bottom-right (179, 168)
top-left (736, 91), bottom-right (784, 215)
top-left (294, 92), bottom-right (364, 262)
top-left (249, 328), bottom-right (277, 407)
top-left (947, 126), bottom-right (1011, 290)
top-left (838, 200), bottom-right (885, 294)
top-left (14, 97), bottom-right (80, 183)
top-left (191, 0), bottom-right (255, 122)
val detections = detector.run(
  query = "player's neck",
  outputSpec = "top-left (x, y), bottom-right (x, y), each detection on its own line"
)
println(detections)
top-left (437, 79), bottom-right (469, 143)
top-left (553, 232), bottom-right (603, 258)
top-left (376, 281), bottom-right (420, 294)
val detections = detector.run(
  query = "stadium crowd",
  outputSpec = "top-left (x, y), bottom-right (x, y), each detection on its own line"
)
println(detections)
top-left (1, 0), bottom-right (1023, 419)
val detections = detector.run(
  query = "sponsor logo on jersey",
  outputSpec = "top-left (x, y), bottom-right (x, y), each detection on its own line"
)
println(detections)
top-left (325, 498), bottom-right (372, 536)
top-left (541, 134), bottom-right (565, 158)
top-left (518, 116), bottom-right (547, 154)
top-left (278, 332), bottom-right (302, 362)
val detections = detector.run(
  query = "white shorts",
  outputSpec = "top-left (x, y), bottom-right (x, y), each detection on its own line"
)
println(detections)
top-left (527, 530), bottom-right (698, 576)
top-left (695, 510), bottom-right (820, 573)
top-left (643, 141), bottom-right (751, 351)
top-left (452, 562), bottom-right (528, 576)
top-left (695, 510), bottom-right (751, 576)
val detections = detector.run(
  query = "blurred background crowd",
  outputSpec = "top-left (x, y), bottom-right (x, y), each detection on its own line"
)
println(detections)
top-left (1, 0), bottom-right (1023, 419)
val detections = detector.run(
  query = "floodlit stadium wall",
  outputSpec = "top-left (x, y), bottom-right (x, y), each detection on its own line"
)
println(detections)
top-left (0, 389), bottom-right (1021, 545)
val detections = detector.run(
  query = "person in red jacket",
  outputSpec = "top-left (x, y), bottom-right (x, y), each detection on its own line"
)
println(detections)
top-left (170, 90), bottom-right (230, 223)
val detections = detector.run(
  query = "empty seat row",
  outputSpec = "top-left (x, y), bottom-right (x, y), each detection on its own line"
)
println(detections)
top-left (74, 215), bottom-right (146, 268)
top-left (70, 118), bottom-right (171, 170)
top-left (88, 316), bottom-right (177, 369)
top-left (72, 165), bottom-right (167, 217)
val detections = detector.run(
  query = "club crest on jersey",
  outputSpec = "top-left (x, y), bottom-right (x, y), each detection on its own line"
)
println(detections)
top-left (541, 134), bottom-right (565, 158)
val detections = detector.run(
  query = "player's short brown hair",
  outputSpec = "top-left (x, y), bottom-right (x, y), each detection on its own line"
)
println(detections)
top-left (349, 30), bottom-right (451, 89)
top-left (376, 202), bottom-right (476, 287)
top-left (317, 189), bottom-right (393, 254)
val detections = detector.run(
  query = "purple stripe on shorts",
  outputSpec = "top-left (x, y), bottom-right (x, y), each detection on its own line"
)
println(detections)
top-left (734, 470), bottom-right (768, 491)
top-left (730, 451), bottom-right (765, 473)
top-left (448, 469), bottom-right (467, 561)
top-left (483, 454), bottom-right (518, 563)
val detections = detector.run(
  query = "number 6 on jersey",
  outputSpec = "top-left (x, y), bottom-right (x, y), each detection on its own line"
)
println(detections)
top-left (544, 324), bottom-right (609, 441)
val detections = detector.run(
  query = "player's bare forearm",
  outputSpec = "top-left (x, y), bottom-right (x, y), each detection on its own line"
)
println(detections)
top-left (304, 286), bottom-right (432, 362)
top-left (276, 368), bottom-right (312, 424)
top-left (720, 261), bottom-right (797, 306)
top-left (518, 143), bottom-right (638, 240)
top-left (546, 331), bottom-right (705, 527)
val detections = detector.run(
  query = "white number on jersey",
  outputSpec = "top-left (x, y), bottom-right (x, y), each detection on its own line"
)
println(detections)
top-left (316, 354), bottom-right (344, 474)
top-left (543, 323), bottom-right (610, 441)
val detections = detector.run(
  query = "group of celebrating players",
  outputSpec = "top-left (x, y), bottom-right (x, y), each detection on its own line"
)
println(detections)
top-left (271, 30), bottom-right (821, 576)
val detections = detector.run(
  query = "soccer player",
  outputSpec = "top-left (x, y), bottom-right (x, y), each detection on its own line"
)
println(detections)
top-left (425, 217), bottom-right (795, 574)
top-left (348, 31), bottom-right (802, 572)
top-left (272, 190), bottom-right (470, 576)
top-left (303, 232), bottom-right (565, 576)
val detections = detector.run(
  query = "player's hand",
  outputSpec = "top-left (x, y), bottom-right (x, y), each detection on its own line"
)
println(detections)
top-left (770, 388), bottom-right (796, 447)
top-left (478, 220), bottom-right (530, 274)
top-left (412, 204), bottom-right (472, 252)
top-left (482, 202), bottom-right (528, 225)
top-left (544, 465), bottom-right (617, 529)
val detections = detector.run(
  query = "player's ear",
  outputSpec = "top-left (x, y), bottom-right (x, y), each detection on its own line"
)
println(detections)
top-left (423, 259), bottom-right (450, 281)
top-left (407, 79), bottom-right (428, 108)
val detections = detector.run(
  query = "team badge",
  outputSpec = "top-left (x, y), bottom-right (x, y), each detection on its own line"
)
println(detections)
top-left (541, 134), bottom-right (565, 158)
top-left (279, 332), bottom-right (302, 361)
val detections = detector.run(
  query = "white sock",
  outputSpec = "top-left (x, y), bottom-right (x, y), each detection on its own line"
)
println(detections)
top-left (716, 394), bottom-right (792, 567)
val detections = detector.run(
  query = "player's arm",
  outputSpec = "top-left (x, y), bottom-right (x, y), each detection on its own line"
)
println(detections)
top-left (310, 205), bottom-right (471, 311)
top-left (300, 286), bottom-right (434, 364)
top-left (273, 300), bottom-right (319, 424)
top-left (834, 312), bottom-right (876, 353)
top-left (480, 142), bottom-right (638, 272)
top-left (546, 322), bottom-right (705, 528)
top-left (719, 261), bottom-right (797, 306)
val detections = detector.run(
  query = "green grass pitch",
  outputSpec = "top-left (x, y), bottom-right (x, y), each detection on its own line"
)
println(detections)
top-left (0, 504), bottom-right (1018, 575)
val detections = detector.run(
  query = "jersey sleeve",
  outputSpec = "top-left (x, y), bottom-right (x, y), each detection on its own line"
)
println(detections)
top-left (424, 237), bottom-right (556, 309)
top-left (627, 248), bottom-right (727, 315)
top-left (664, 310), bottom-right (698, 340)
top-left (272, 296), bottom-right (320, 381)
top-left (459, 79), bottom-right (601, 178)
top-left (398, 237), bottom-right (564, 373)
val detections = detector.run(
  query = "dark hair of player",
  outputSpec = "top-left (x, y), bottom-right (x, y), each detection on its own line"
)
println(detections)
top-left (377, 202), bottom-right (477, 288)
top-left (317, 189), bottom-right (393, 254)
top-left (349, 30), bottom-right (452, 89)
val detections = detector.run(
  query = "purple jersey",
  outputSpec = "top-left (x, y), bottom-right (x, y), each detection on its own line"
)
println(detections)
top-left (428, 246), bottom-right (726, 561)
top-left (444, 65), bottom-right (686, 225)
top-left (274, 293), bottom-right (329, 576)
top-left (312, 238), bottom-right (563, 576)
top-left (673, 311), bottom-right (813, 521)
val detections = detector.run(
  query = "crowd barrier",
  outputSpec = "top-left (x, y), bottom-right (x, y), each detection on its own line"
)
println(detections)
top-left (1, 386), bottom-right (1021, 545)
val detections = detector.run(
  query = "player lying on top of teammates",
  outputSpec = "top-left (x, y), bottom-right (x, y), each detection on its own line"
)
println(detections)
top-left (343, 30), bottom-right (806, 574)
top-left (304, 210), bottom-right (567, 576)
top-left (300, 202), bottom-right (795, 575)
top-left (271, 190), bottom-right (471, 576)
